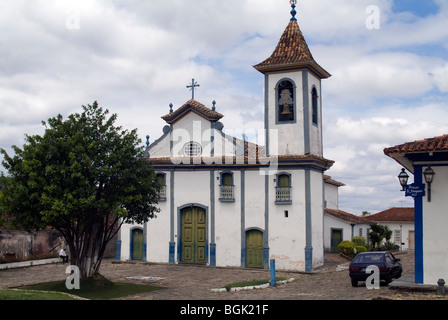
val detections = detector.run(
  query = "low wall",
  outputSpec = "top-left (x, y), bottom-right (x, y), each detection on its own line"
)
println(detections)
top-left (0, 258), bottom-right (61, 270)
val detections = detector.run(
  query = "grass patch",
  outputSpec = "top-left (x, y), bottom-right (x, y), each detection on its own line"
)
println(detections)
top-left (0, 289), bottom-right (77, 300)
top-left (224, 277), bottom-right (288, 291)
top-left (18, 274), bottom-right (165, 300)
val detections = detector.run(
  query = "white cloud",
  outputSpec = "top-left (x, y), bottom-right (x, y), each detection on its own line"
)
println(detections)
top-left (0, 0), bottom-right (447, 216)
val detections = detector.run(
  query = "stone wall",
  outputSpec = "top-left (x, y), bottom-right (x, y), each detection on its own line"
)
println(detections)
top-left (0, 230), bottom-right (63, 261)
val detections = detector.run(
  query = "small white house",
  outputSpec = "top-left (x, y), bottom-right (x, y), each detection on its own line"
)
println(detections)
top-left (384, 134), bottom-right (448, 285)
top-left (364, 207), bottom-right (414, 251)
top-left (323, 209), bottom-right (370, 252)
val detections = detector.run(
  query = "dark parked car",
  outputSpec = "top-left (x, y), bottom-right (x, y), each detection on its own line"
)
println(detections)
top-left (349, 251), bottom-right (402, 287)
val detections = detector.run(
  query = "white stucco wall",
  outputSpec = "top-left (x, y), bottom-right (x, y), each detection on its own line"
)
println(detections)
top-left (214, 170), bottom-right (242, 268)
top-left (324, 182), bottom-right (339, 210)
top-left (310, 170), bottom-right (324, 268)
top-left (422, 165), bottom-right (448, 284)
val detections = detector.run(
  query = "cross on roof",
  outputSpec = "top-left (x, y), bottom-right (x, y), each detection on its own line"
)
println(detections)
top-left (187, 78), bottom-right (200, 100)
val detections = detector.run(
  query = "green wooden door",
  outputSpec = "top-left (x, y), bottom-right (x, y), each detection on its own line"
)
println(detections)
top-left (182, 207), bottom-right (206, 263)
top-left (132, 229), bottom-right (143, 260)
top-left (331, 229), bottom-right (342, 253)
top-left (246, 230), bottom-right (263, 268)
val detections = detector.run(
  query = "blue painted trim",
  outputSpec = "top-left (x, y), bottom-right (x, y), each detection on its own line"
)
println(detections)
top-left (305, 169), bottom-right (313, 271)
top-left (169, 242), bottom-right (175, 264)
top-left (169, 170), bottom-right (175, 264)
top-left (241, 248), bottom-right (246, 268)
top-left (265, 75), bottom-right (270, 156)
top-left (143, 223), bottom-right (147, 262)
top-left (264, 173), bottom-right (269, 269)
top-left (210, 169), bottom-right (216, 267)
top-left (305, 246), bottom-right (313, 272)
top-left (414, 165), bottom-right (424, 284)
top-left (115, 240), bottom-right (121, 261)
top-left (210, 244), bottom-right (216, 267)
top-left (263, 248), bottom-right (270, 269)
top-left (319, 80), bottom-right (324, 156)
top-left (149, 159), bottom-right (332, 172)
top-left (241, 169), bottom-right (246, 268)
top-left (302, 71), bottom-right (311, 154)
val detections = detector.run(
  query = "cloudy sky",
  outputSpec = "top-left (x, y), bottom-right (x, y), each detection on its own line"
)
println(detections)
top-left (1, 0), bottom-right (447, 215)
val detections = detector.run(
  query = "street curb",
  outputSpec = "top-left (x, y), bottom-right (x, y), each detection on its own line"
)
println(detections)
top-left (211, 278), bottom-right (295, 293)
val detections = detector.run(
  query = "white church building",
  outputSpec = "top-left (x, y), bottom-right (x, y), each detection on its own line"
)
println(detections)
top-left (118, 2), bottom-right (338, 272)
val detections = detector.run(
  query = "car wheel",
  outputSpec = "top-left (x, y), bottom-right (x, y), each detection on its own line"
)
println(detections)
top-left (385, 274), bottom-right (392, 284)
top-left (351, 279), bottom-right (358, 287)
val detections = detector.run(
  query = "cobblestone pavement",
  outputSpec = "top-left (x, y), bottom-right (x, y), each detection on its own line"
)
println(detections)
top-left (0, 251), bottom-right (446, 300)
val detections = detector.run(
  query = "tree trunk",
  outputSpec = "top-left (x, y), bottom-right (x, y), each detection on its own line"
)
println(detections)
top-left (62, 215), bottom-right (119, 279)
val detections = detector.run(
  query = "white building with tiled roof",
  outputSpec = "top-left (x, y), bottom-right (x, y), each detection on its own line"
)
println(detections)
top-left (385, 134), bottom-right (448, 285)
top-left (364, 207), bottom-right (414, 251)
top-left (118, 2), bottom-right (337, 272)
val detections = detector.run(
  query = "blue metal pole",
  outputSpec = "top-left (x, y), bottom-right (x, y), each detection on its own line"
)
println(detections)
top-left (270, 259), bottom-right (276, 287)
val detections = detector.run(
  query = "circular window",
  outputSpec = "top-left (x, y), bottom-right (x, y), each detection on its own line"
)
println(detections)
top-left (183, 141), bottom-right (202, 157)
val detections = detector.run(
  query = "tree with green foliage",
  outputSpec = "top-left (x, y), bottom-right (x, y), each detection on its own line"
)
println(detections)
top-left (0, 102), bottom-right (160, 278)
top-left (368, 223), bottom-right (393, 250)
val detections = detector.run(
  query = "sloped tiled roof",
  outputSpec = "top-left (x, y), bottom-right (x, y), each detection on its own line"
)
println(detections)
top-left (325, 208), bottom-right (369, 224)
top-left (253, 20), bottom-right (331, 79)
top-left (323, 175), bottom-right (345, 187)
top-left (364, 207), bottom-right (414, 222)
top-left (384, 134), bottom-right (448, 155)
top-left (162, 99), bottom-right (224, 125)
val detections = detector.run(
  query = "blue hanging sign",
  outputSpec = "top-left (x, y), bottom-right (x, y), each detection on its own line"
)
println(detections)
top-left (405, 183), bottom-right (426, 198)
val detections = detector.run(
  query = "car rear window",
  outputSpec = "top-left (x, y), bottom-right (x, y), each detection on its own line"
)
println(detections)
top-left (353, 253), bottom-right (384, 263)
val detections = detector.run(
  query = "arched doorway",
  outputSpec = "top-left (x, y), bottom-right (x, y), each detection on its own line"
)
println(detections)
top-left (131, 228), bottom-right (143, 261)
top-left (181, 206), bottom-right (207, 264)
top-left (246, 229), bottom-right (263, 268)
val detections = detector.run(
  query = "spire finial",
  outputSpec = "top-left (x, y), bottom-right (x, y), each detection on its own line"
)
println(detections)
top-left (290, 0), bottom-right (297, 21)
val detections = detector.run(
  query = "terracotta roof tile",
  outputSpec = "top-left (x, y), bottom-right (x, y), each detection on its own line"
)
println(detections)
top-left (364, 207), bottom-right (414, 222)
top-left (384, 134), bottom-right (448, 155)
top-left (323, 175), bottom-right (346, 187)
top-left (162, 99), bottom-right (224, 124)
top-left (324, 209), bottom-right (368, 224)
top-left (253, 20), bottom-right (331, 79)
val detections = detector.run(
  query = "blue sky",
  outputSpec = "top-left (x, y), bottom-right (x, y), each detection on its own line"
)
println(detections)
top-left (0, 0), bottom-right (447, 215)
top-left (392, 0), bottom-right (439, 17)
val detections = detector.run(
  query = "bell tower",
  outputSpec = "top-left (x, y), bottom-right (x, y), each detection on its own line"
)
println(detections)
top-left (254, 0), bottom-right (331, 157)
